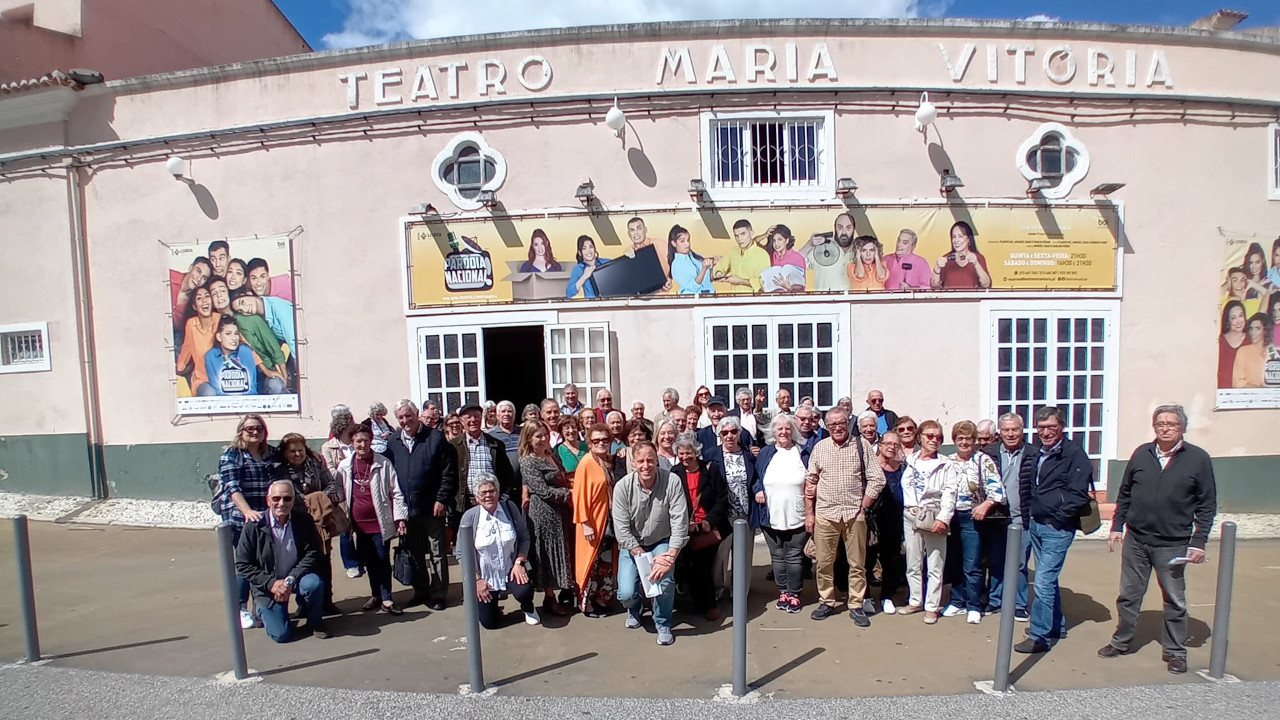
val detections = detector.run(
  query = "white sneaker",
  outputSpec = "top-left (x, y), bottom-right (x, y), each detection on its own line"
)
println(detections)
top-left (966, 610), bottom-right (982, 624)
top-left (345, 568), bottom-right (361, 579)
top-left (942, 605), bottom-right (965, 618)
top-left (881, 599), bottom-right (897, 615)
top-left (239, 609), bottom-right (255, 629)
top-left (523, 609), bottom-right (541, 626)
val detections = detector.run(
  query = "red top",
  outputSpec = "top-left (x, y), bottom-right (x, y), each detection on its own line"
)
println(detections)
top-left (350, 455), bottom-right (380, 534)
top-left (685, 469), bottom-right (707, 524)
top-left (938, 252), bottom-right (989, 289)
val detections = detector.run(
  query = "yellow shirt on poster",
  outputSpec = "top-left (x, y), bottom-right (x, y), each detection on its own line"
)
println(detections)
top-left (715, 245), bottom-right (771, 293)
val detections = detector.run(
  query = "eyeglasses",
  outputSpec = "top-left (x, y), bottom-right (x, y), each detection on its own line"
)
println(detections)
top-left (868, 398), bottom-right (883, 404)
top-left (719, 430), bottom-right (737, 436)
top-left (268, 495), bottom-right (294, 503)
top-left (477, 488), bottom-right (498, 495)
top-left (826, 421), bottom-right (848, 428)
top-left (242, 425), bottom-right (264, 434)
top-left (955, 436), bottom-right (974, 442)
top-left (1154, 422), bottom-right (1181, 429)
top-left (922, 433), bottom-right (943, 440)
top-left (897, 426), bottom-right (916, 432)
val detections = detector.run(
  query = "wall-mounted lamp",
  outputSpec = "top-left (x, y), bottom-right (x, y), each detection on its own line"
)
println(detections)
top-left (575, 180), bottom-right (596, 206)
top-left (915, 92), bottom-right (938, 132)
top-left (835, 177), bottom-right (858, 199)
top-left (939, 169), bottom-right (964, 196)
top-left (409, 203), bottom-right (438, 216)
top-left (475, 189), bottom-right (498, 209)
top-left (1089, 182), bottom-right (1126, 197)
top-left (1026, 177), bottom-right (1055, 196)
top-left (689, 178), bottom-right (708, 204)
top-left (165, 156), bottom-right (193, 184)
top-left (604, 99), bottom-right (627, 138)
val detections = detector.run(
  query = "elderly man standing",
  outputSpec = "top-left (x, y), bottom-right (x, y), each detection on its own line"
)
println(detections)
top-left (450, 403), bottom-right (519, 519)
top-left (594, 389), bottom-right (618, 424)
top-left (805, 407), bottom-right (886, 626)
top-left (612, 441), bottom-right (689, 646)
top-left (631, 401), bottom-right (654, 435)
top-left (864, 390), bottom-right (898, 435)
top-left (981, 412), bottom-right (1038, 621)
top-left (1098, 404), bottom-right (1217, 674)
top-left (654, 388), bottom-right (681, 430)
top-left (1014, 406), bottom-right (1093, 654)
top-left (560, 383), bottom-right (584, 415)
top-left (236, 480), bottom-right (328, 641)
top-left (795, 404), bottom-right (827, 456)
top-left (383, 399), bottom-right (457, 610)
top-left (975, 420), bottom-right (997, 452)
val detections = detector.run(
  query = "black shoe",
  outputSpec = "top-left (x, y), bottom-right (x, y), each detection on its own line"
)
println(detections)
top-left (810, 604), bottom-right (838, 621)
top-left (861, 598), bottom-right (877, 617)
top-left (308, 622), bottom-right (330, 640)
top-left (405, 595), bottom-right (429, 608)
top-left (1014, 638), bottom-right (1050, 654)
top-left (1166, 656), bottom-right (1188, 674)
top-left (427, 600), bottom-right (446, 611)
top-left (1097, 644), bottom-right (1125, 659)
top-left (290, 606), bottom-right (305, 620)
top-left (849, 608), bottom-right (871, 627)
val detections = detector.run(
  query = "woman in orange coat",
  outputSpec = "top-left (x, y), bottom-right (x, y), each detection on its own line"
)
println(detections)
top-left (573, 422), bottom-right (620, 617)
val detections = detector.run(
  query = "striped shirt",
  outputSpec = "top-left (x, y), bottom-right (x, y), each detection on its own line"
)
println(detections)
top-left (805, 435), bottom-right (886, 523)
top-left (217, 446), bottom-right (274, 524)
top-left (465, 434), bottom-right (494, 495)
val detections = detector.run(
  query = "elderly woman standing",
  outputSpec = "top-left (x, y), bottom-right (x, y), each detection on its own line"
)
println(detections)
top-left (572, 423), bottom-right (619, 617)
top-left (671, 431), bottom-right (730, 620)
top-left (706, 414), bottom-right (757, 598)
top-left (613, 441), bottom-right (689, 646)
top-left (941, 420), bottom-right (1006, 624)
top-left (519, 420), bottom-right (575, 616)
top-left (457, 476), bottom-right (540, 628)
top-left (367, 402), bottom-right (395, 454)
top-left (857, 410), bottom-right (880, 448)
top-left (322, 411), bottom-right (363, 580)
top-left (901, 420), bottom-right (958, 624)
top-left (217, 414), bottom-right (275, 629)
top-left (337, 424), bottom-right (407, 615)
top-left (556, 416), bottom-right (588, 473)
top-left (654, 419), bottom-right (678, 471)
top-left (274, 432), bottom-right (342, 614)
top-left (752, 414), bottom-right (809, 612)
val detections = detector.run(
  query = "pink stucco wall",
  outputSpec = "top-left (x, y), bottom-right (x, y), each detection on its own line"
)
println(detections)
top-left (0, 0), bottom-right (309, 84)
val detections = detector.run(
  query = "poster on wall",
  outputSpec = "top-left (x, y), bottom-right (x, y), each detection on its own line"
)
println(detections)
top-left (1216, 233), bottom-right (1280, 409)
top-left (405, 204), bottom-right (1119, 308)
top-left (167, 232), bottom-right (300, 415)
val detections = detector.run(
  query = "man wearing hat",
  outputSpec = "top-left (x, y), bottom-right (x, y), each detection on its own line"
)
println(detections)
top-left (449, 402), bottom-right (519, 529)
top-left (696, 395), bottom-right (755, 461)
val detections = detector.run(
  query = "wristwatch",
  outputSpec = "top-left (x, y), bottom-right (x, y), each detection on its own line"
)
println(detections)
top-left (284, 576), bottom-right (295, 588)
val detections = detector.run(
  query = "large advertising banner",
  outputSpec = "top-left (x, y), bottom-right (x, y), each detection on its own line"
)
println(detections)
top-left (405, 204), bottom-right (1118, 308)
top-left (167, 233), bottom-right (300, 415)
top-left (1216, 233), bottom-right (1280, 409)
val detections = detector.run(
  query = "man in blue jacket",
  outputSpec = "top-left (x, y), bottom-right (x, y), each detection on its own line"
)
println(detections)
top-left (382, 399), bottom-right (457, 610)
top-left (1015, 406), bottom-right (1094, 654)
top-left (1098, 404), bottom-right (1216, 674)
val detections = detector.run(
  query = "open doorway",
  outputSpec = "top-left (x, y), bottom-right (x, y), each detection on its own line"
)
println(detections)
top-left (483, 326), bottom-right (547, 411)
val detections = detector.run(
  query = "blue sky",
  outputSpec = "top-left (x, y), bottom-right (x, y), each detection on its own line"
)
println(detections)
top-left (272, 1), bottom-right (1280, 50)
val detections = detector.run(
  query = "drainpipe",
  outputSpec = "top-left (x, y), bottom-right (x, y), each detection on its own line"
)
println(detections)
top-left (65, 156), bottom-right (108, 499)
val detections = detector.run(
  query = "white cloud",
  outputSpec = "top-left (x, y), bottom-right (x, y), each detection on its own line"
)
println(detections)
top-left (323, 0), bottom-right (954, 49)
top-left (1021, 14), bottom-right (1059, 22)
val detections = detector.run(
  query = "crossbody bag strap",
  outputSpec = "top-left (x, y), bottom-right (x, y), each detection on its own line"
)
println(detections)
top-left (855, 437), bottom-right (868, 519)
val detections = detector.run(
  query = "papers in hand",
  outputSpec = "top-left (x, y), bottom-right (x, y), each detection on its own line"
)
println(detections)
top-left (760, 264), bottom-right (805, 292)
top-left (634, 551), bottom-right (665, 598)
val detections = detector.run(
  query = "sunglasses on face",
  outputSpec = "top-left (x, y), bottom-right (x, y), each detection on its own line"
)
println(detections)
top-left (719, 430), bottom-right (737, 436)
top-left (268, 495), bottom-right (294, 503)
top-left (242, 426), bottom-right (264, 433)
top-left (922, 433), bottom-right (943, 440)
top-left (897, 426), bottom-right (916, 432)
top-left (589, 437), bottom-right (610, 444)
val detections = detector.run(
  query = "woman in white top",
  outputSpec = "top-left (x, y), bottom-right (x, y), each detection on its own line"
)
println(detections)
top-left (900, 419), bottom-right (958, 625)
top-left (455, 476), bottom-right (539, 628)
top-left (654, 419), bottom-right (678, 471)
top-left (366, 402), bottom-right (394, 454)
top-left (940, 420), bottom-right (1006, 625)
top-left (752, 414), bottom-right (810, 613)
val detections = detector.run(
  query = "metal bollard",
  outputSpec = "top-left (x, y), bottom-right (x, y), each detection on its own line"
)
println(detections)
top-left (216, 523), bottom-right (249, 680)
top-left (13, 515), bottom-right (41, 662)
top-left (1208, 521), bottom-right (1238, 680)
top-left (731, 518), bottom-right (750, 697)
top-left (457, 516), bottom-right (485, 693)
top-left (992, 522), bottom-right (1023, 692)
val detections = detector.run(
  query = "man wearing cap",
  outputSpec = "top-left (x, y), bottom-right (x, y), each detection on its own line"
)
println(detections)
top-left (696, 395), bottom-right (755, 461)
top-left (448, 403), bottom-right (519, 528)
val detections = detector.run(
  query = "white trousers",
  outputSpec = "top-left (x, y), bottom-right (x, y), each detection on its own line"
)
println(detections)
top-left (903, 509), bottom-right (948, 612)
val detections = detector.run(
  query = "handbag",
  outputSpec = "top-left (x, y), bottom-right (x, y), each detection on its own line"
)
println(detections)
top-left (970, 454), bottom-right (1010, 521)
top-left (1078, 478), bottom-right (1102, 535)
top-left (392, 537), bottom-right (416, 587)
top-left (687, 527), bottom-right (723, 551)
top-left (911, 505), bottom-right (942, 533)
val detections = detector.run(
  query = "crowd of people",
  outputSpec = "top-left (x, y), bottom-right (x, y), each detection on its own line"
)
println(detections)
top-left (216, 385), bottom-right (1216, 672)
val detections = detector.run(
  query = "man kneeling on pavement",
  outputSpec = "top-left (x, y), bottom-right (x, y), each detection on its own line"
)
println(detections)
top-left (236, 479), bottom-right (330, 641)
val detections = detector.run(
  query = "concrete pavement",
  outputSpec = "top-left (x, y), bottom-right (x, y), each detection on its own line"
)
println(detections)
top-left (1, 521), bottom-right (1278, 699)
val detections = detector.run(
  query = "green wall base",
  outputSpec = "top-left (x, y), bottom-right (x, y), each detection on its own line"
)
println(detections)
top-left (0, 432), bottom-right (94, 496)
top-left (1106, 455), bottom-right (1280, 513)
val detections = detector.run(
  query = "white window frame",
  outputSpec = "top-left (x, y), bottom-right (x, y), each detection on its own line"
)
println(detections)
top-left (1015, 122), bottom-right (1090, 200)
top-left (0, 321), bottom-right (51, 374)
top-left (1268, 122), bottom-right (1280, 201)
top-left (431, 131), bottom-right (508, 212)
top-left (545, 322), bottom-right (612, 408)
top-left (979, 299), bottom-right (1120, 487)
top-left (699, 109), bottom-right (836, 202)
top-left (694, 305), bottom-right (849, 410)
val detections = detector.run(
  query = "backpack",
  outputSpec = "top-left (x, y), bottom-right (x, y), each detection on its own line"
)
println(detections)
top-left (206, 473), bottom-right (223, 516)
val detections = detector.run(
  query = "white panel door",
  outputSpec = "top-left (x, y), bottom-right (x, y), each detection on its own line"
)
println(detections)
top-left (545, 323), bottom-right (611, 406)
top-left (417, 326), bottom-right (484, 414)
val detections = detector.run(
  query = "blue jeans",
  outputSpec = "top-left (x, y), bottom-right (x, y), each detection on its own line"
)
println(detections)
top-left (229, 524), bottom-right (249, 607)
top-left (1028, 520), bottom-right (1074, 643)
top-left (949, 511), bottom-right (983, 611)
top-left (617, 540), bottom-right (675, 630)
top-left (1015, 522), bottom-right (1032, 612)
top-left (339, 531), bottom-right (361, 571)
top-left (256, 572), bottom-right (324, 643)
top-left (976, 518), bottom-right (1007, 612)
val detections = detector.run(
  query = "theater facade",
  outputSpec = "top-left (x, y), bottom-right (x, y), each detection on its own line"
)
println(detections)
top-left (0, 19), bottom-right (1277, 507)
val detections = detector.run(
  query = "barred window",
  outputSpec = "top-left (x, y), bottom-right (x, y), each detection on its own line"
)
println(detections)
top-left (703, 112), bottom-right (832, 196)
top-left (0, 323), bottom-right (51, 374)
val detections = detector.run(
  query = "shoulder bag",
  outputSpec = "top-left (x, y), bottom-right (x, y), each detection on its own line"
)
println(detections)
top-left (909, 463), bottom-right (945, 534)
top-left (392, 537), bottom-right (416, 587)
top-left (971, 454), bottom-right (1009, 521)
top-left (1078, 477), bottom-right (1102, 535)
